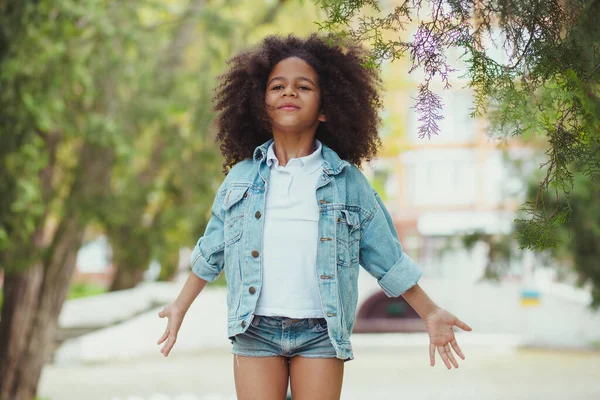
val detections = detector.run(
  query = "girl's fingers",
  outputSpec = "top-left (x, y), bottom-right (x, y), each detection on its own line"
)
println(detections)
top-left (157, 328), bottom-right (169, 345)
top-left (437, 345), bottom-right (451, 369)
top-left (158, 306), bottom-right (177, 356)
top-left (450, 339), bottom-right (465, 360)
top-left (161, 340), bottom-right (169, 356)
top-left (429, 343), bottom-right (436, 366)
top-left (163, 335), bottom-right (177, 357)
top-left (445, 344), bottom-right (459, 368)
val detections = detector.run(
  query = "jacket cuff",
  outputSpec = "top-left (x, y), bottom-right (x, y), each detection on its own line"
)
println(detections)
top-left (378, 253), bottom-right (422, 297)
top-left (190, 247), bottom-right (220, 283)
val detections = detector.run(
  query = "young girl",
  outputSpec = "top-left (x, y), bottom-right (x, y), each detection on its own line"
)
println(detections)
top-left (157, 33), bottom-right (472, 400)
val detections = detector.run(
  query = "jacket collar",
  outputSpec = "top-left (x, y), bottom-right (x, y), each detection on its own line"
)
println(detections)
top-left (253, 138), bottom-right (350, 176)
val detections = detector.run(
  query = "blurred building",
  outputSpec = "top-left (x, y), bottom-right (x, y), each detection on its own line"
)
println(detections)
top-left (369, 87), bottom-right (529, 282)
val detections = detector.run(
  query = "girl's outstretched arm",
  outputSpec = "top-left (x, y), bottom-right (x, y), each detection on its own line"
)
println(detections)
top-left (157, 272), bottom-right (208, 357)
top-left (402, 284), bottom-right (472, 369)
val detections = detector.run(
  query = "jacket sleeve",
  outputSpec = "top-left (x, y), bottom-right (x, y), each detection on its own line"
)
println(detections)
top-left (189, 187), bottom-right (226, 283)
top-left (359, 190), bottom-right (422, 297)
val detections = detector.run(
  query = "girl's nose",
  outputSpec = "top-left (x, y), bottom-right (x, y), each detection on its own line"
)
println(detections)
top-left (283, 87), bottom-right (296, 97)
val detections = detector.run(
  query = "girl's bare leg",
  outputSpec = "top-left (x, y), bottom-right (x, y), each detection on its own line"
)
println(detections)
top-left (233, 355), bottom-right (290, 400)
top-left (289, 356), bottom-right (344, 400)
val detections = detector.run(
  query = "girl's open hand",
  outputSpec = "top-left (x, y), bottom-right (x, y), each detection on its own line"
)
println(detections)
top-left (157, 303), bottom-right (184, 357)
top-left (424, 308), bottom-right (472, 369)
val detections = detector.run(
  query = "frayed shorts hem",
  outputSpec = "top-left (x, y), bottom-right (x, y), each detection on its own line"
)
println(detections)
top-left (231, 351), bottom-right (338, 360)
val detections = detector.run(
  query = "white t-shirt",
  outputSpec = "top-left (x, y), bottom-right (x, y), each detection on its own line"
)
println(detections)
top-left (254, 139), bottom-right (325, 318)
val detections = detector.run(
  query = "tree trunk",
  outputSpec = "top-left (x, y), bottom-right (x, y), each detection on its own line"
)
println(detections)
top-left (0, 142), bottom-right (113, 400)
top-left (0, 217), bottom-right (83, 400)
top-left (107, 226), bottom-right (151, 291)
top-left (158, 249), bottom-right (180, 281)
top-left (109, 266), bottom-right (146, 291)
top-left (0, 265), bottom-right (44, 400)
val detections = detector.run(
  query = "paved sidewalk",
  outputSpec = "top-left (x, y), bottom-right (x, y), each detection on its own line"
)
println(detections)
top-left (46, 281), bottom-right (599, 399)
top-left (54, 283), bottom-right (228, 364)
top-left (39, 348), bottom-right (600, 400)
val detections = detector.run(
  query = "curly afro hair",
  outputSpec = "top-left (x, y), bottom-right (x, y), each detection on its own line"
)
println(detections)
top-left (213, 33), bottom-right (383, 173)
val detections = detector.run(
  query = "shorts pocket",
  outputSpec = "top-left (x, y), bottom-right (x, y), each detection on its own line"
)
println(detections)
top-left (310, 318), bottom-right (328, 333)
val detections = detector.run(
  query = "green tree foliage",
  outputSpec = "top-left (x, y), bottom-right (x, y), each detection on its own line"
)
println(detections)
top-left (315, 0), bottom-right (600, 251)
top-left (520, 171), bottom-right (600, 308)
top-left (1, 2), bottom-right (151, 397)
top-left (0, 0), bottom-right (304, 289)
top-left (0, 1), bottom-right (220, 290)
top-left (460, 230), bottom-right (518, 281)
top-left (95, 0), bottom-right (226, 289)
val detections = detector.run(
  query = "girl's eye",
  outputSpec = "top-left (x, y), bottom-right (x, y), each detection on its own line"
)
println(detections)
top-left (270, 85), bottom-right (312, 90)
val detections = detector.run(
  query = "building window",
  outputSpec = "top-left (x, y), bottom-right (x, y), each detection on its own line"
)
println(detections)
top-left (403, 150), bottom-right (477, 206)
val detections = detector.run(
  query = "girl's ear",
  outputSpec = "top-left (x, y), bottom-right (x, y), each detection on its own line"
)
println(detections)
top-left (318, 111), bottom-right (327, 122)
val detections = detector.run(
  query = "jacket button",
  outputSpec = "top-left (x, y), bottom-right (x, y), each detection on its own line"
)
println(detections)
top-left (249, 286), bottom-right (256, 294)
top-left (320, 237), bottom-right (332, 241)
top-left (326, 312), bottom-right (337, 317)
top-left (251, 250), bottom-right (259, 258)
top-left (244, 192), bottom-right (249, 198)
top-left (241, 321), bottom-right (246, 327)
top-left (255, 211), bottom-right (261, 219)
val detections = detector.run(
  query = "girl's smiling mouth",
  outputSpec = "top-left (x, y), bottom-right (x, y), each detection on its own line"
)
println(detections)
top-left (278, 103), bottom-right (300, 110)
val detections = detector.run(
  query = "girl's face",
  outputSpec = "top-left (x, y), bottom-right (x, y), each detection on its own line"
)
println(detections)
top-left (265, 57), bottom-right (326, 134)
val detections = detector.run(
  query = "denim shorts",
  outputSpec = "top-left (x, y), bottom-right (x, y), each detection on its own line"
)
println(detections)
top-left (230, 315), bottom-right (339, 360)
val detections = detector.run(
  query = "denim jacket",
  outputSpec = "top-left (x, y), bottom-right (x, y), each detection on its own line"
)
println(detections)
top-left (190, 139), bottom-right (422, 360)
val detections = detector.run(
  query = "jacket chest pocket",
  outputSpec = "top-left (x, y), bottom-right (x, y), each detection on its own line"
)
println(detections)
top-left (336, 209), bottom-right (360, 268)
top-left (222, 186), bottom-right (249, 245)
